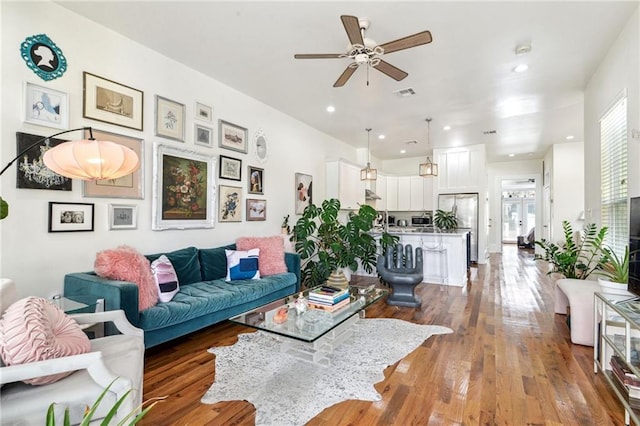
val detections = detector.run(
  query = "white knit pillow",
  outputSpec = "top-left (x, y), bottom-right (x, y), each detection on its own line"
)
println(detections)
top-left (0, 297), bottom-right (91, 385)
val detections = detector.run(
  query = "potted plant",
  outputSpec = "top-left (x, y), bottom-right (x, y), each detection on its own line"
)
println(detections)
top-left (597, 245), bottom-right (629, 294)
top-left (534, 220), bottom-right (609, 280)
top-left (433, 209), bottom-right (458, 231)
top-left (292, 198), bottom-right (398, 288)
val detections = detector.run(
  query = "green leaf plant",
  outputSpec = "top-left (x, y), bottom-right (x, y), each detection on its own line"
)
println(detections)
top-left (433, 209), bottom-right (458, 231)
top-left (534, 220), bottom-right (609, 280)
top-left (46, 379), bottom-right (166, 426)
top-left (291, 198), bottom-right (398, 288)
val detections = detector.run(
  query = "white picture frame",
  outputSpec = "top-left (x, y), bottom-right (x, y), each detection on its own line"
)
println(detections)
top-left (155, 95), bottom-right (186, 142)
top-left (23, 81), bottom-right (69, 129)
top-left (195, 101), bottom-right (213, 122)
top-left (194, 123), bottom-right (214, 147)
top-left (152, 142), bottom-right (216, 230)
top-left (109, 204), bottom-right (137, 230)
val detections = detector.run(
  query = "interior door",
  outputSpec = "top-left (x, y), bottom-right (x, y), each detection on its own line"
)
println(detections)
top-left (502, 199), bottom-right (522, 243)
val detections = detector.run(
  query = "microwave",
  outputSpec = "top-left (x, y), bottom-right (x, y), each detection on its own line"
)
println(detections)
top-left (411, 216), bottom-right (431, 226)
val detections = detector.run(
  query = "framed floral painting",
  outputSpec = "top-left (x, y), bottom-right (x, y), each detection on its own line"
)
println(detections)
top-left (152, 142), bottom-right (216, 230)
top-left (219, 185), bottom-right (242, 222)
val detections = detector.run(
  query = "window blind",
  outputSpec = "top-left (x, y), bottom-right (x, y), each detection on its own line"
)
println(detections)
top-left (600, 96), bottom-right (628, 257)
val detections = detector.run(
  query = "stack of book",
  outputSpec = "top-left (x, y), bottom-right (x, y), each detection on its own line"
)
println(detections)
top-left (308, 286), bottom-right (350, 312)
top-left (610, 354), bottom-right (640, 408)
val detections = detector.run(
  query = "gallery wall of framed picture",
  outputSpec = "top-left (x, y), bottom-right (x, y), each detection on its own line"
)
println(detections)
top-left (19, 69), bottom-right (279, 232)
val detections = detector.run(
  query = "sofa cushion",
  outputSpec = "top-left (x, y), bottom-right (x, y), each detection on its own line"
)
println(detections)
top-left (236, 236), bottom-right (287, 276)
top-left (95, 245), bottom-right (158, 311)
top-left (0, 297), bottom-right (91, 385)
top-left (226, 249), bottom-right (261, 281)
top-left (138, 273), bottom-right (297, 331)
top-left (147, 246), bottom-right (201, 285)
top-left (199, 244), bottom-right (235, 281)
top-left (151, 255), bottom-right (180, 302)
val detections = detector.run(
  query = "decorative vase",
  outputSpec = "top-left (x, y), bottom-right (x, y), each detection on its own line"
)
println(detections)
top-left (597, 278), bottom-right (630, 295)
top-left (326, 270), bottom-right (350, 289)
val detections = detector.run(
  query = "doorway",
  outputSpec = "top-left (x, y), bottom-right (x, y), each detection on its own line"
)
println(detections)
top-left (501, 179), bottom-right (536, 244)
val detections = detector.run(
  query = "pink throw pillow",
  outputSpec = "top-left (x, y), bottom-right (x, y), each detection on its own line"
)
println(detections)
top-left (236, 236), bottom-right (287, 276)
top-left (0, 297), bottom-right (91, 385)
top-left (94, 245), bottom-right (158, 311)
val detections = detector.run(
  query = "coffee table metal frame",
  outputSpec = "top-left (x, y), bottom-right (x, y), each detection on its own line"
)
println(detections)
top-left (229, 286), bottom-right (387, 365)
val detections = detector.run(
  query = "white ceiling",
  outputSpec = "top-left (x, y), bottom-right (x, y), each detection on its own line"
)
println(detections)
top-left (57, 1), bottom-right (638, 163)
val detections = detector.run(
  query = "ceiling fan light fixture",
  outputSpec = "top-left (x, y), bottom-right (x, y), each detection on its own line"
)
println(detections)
top-left (419, 117), bottom-right (438, 177)
top-left (360, 128), bottom-right (377, 181)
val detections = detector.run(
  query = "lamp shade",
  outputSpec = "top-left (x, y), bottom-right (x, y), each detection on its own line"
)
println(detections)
top-left (419, 158), bottom-right (438, 177)
top-left (360, 166), bottom-right (377, 181)
top-left (43, 138), bottom-right (139, 180)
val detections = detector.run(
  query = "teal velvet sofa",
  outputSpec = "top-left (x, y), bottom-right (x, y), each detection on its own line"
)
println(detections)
top-left (63, 244), bottom-right (301, 348)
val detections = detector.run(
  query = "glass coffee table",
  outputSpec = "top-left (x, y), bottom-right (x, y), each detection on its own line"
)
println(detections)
top-left (229, 285), bottom-right (387, 365)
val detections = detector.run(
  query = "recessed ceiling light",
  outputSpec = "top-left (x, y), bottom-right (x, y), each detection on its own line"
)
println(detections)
top-left (443, 125), bottom-right (451, 131)
top-left (326, 105), bottom-right (335, 113)
top-left (513, 64), bottom-right (529, 73)
top-left (566, 135), bottom-right (574, 140)
top-left (400, 149), bottom-right (406, 154)
top-left (378, 134), bottom-right (385, 140)
top-left (508, 153), bottom-right (515, 157)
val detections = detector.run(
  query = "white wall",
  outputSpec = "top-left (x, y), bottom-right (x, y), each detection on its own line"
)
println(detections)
top-left (0, 1), bottom-right (358, 298)
top-left (584, 9), bottom-right (639, 223)
top-left (486, 160), bottom-right (543, 253)
top-left (552, 142), bottom-right (585, 239)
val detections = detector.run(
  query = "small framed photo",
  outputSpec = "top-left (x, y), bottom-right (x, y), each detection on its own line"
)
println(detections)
top-left (155, 95), bottom-right (185, 142)
top-left (195, 102), bottom-right (213, 122)
top-left (218, 119), bottom-right (248, 153)
top-left (109, 204), bottom-right (137, 230)
top-left (194, 123), bottom-right (213, 147)
top-left (219, 185), bottom-right (243, 222)
top-left (23, 82), bottom-right (69, 129)
top-left (219, 155), bottom-right (242, 181)
top-left (295, 173), bottom-right (313, 215)
top-left (83, 72), bottom-right (143, 131)
top-left (248, 166), bottom-right (264, 194)
top-left (48, 202), bottom-right (94, 232)
top-left (246, 199), bottom-right (266, 221)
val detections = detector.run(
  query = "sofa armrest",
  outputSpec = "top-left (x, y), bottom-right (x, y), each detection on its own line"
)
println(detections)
top-left (64, 272), bottom-right (140, 327)
top-left (285, 252), bottom-right (301, 292)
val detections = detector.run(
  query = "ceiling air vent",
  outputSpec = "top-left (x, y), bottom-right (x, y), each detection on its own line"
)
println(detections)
top-left (393, 88), bottom-right (416, 98)
top-left (483, 130), bottom-right (497, 135)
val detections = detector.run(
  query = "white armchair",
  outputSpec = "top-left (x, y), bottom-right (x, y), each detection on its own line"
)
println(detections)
top-left (0, 279), bottom-right (145, 425)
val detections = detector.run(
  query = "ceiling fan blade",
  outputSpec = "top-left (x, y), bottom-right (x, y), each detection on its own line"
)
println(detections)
top-left (373, 60), bottom-right (408, 81)
top-left (294, 53), bottom-right (343, 59)
top-left (333, 66), bottom-right (357, 87)
top-left (341, 15), bottom-right (364, 46)
top-left (379, 31), bottom-right (433, 54)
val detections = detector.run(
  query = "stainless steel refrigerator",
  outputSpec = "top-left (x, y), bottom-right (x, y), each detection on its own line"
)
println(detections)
top-left (438, 193), bottom-right (479, 262)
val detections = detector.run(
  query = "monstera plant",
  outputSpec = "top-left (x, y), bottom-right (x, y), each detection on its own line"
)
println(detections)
top-left (0, 197), bottom-right (7, 220)
top-left (292, 198), bottom-right (397, 288)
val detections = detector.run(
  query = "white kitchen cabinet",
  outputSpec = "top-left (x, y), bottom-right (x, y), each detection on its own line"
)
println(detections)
top-left (326, 160), bottom-right (365, 210)
top-left (375, 173), bottom-right (387, 211)
top-left (423, 177), bottom-right (434, 210)
top-left (397, 176), bottom-right (411, 210)
top-left (386, 175), bottom-right (398, 211)
top-left (435, 144), bottom-right (486, 192)
top-left (410, 176), bottom-right (424, 211)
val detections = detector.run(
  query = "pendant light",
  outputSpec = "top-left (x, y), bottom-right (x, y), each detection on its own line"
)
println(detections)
top-left (419, 118), bottom-right (438, 177)
top-left (360, 128), bottom-right (377, 180)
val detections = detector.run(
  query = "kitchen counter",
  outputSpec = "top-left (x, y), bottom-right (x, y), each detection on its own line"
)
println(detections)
top-left (373, 229), bottom-right (470, 287)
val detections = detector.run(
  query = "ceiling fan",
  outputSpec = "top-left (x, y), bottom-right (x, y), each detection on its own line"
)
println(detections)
top-left (294, 15), bottom-right (432, 87)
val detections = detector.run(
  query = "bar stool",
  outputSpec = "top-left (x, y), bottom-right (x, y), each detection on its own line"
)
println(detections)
top-left (421, 226), bottom-right (448, 284)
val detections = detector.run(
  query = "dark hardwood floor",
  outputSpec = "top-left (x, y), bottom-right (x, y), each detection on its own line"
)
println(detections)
top-left (140, 246), bottom-right (625, 425)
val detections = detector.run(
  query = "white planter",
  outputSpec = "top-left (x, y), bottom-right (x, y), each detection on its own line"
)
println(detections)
top-left (597, 278), bottom-right (630, 295)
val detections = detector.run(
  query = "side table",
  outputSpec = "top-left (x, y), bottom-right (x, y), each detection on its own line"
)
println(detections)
top-left (52, 295), bottom-right (105, 337)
